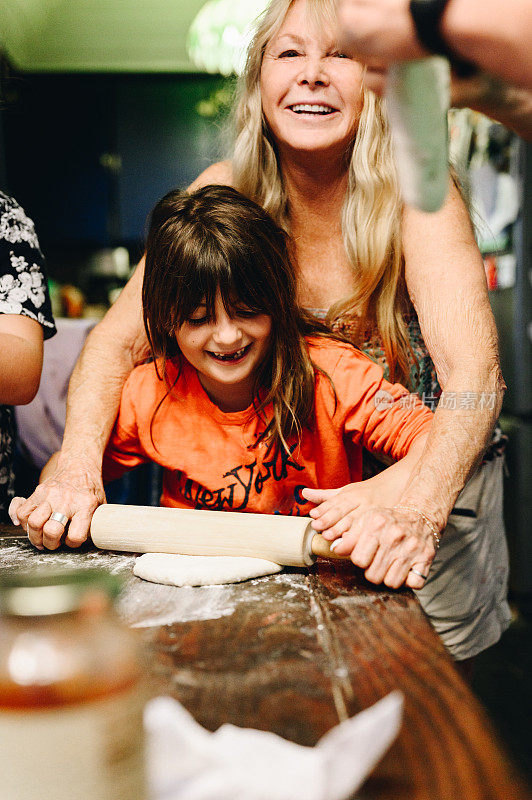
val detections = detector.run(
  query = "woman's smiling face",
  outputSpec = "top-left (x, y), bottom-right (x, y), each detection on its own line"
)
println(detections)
top-left (260, 0), bottom-right (364, 159)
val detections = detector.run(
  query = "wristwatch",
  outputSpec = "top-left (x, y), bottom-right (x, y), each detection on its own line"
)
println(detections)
top-left (409, 0), bottom-right (477, 77)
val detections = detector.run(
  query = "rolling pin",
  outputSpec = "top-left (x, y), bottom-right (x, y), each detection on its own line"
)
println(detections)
top-left (90, 504), bottom-right (345, 567)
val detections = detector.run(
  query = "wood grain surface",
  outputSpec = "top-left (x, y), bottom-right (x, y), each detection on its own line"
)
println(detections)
top-left (1, 528), bottom-right (529, 800)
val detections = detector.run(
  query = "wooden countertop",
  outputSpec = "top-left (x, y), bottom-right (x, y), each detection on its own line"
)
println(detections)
top-left (1, 526), bottom-right (529, 800)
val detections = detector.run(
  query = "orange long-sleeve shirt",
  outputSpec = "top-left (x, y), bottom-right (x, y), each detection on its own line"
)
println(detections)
top-left (103, 337), bottom-right (433, 516)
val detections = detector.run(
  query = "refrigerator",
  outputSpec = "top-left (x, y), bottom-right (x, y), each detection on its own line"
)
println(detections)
top-left (488, 138), bottom-right (532, 595)
top-left (461, 121), bottom-right (532, 596)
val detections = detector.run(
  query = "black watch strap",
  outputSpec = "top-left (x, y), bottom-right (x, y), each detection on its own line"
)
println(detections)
top-left (409, 0), bottom-right (477, 77)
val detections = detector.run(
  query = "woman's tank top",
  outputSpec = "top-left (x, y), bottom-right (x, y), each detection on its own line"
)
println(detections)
top-left (307, 307), bottom-right (506, 464)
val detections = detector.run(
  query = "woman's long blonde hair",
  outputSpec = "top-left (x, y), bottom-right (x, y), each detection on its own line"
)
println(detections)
top-left (232, 0), bottom-right (414, 385)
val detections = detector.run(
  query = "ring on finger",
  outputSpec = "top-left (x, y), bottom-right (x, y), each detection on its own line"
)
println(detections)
top-left (49, 511), bottom-right (69, 527)
top-left (409, 567), bottom-right (429, 580)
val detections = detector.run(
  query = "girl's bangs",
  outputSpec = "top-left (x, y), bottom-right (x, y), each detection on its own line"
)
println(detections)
top-left (173, 250), bottom-right (225, 325)
top-left (174, 247), bottom-right (272, 325)
top-left (221, 254), bottom-right (273, 316)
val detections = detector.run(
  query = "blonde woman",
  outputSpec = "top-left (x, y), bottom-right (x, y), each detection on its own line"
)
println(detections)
top-left (11, 0), bottom-right (509, 663)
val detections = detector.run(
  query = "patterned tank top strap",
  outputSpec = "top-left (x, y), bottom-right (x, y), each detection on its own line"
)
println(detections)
top-left (317, 306), bottom-right (506, 463)
top-left (326, 307), bottom-right (442, 406)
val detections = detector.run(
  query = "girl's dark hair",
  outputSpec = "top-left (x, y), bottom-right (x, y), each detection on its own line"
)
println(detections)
top-left (143, 185), bottom-right (339, 455)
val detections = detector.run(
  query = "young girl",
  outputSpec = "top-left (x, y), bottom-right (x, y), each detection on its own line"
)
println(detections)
top-left (101, 186), bottom-right (433, 546)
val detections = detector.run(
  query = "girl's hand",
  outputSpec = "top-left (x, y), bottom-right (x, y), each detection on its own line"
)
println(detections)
top-left (330, 506), bottom-right (437, 590)
top-left (301, 461), bottom-right (412, 540)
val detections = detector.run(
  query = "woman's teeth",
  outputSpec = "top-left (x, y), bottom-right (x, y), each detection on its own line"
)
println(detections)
top-left (209, 346), bottom-right (249, 362)
top-left (290, 104), bottom-right (335, 114)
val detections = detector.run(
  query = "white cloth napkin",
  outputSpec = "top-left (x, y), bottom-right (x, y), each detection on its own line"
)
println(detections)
top-left (145, 691), bottom-right (403, 800)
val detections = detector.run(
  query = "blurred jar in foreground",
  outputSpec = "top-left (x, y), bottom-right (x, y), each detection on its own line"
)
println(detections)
top-left (0, 569), bottom-right (146, 800)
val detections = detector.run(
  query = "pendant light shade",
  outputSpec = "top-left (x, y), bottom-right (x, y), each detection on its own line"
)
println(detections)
top-left (187, 0), bottom-right (268, 76)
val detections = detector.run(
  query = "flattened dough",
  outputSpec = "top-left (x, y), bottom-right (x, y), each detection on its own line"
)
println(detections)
top-left (133, 553), bottom-right (282, 587)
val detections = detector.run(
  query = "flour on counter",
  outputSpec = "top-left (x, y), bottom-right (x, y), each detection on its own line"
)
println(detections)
top-left (0, 539), bottom-right (310, 629)
top-left (119, 578), bottom-right (241, 628)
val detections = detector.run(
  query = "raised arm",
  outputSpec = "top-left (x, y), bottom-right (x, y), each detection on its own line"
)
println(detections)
top-left (337, 0), bottom-right (532, 90)
top-left (336, 0), bottom-right (532, 140)
top-left (10, 260), bottom-right (148, 549)
top-left (450, 75), bottom-right (532, 142)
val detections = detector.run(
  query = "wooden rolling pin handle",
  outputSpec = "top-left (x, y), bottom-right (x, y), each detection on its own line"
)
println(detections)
top-left (310, 533), bottom-right (351, 561)
top-left (90, 504), bottom-right (351, 567)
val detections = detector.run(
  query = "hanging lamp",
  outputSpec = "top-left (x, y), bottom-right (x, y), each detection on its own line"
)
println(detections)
top-left (187, 0), bottom-right (269, 76)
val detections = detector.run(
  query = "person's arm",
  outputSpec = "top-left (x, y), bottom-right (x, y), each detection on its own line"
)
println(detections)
top-left (337, 0), bottom-right (532, 140)
top-left (14, 369), bottom-right (150, 550)
top-left (322, 179), bottom-right (504, 532)
top-left (327, 181), bottom-right (503, 530)
top-left (396, 179), bottom-right (504, 527)
top-left (360, 61), bottom-right (532, 141)
top-left (302, 428), bottom-right (429, 534)
top-left (305, 181), bottom-right (503, 588)
top-left (338, 181), bottom-right (504, 587)
top-left (0, 315), bottom-right (43, 405)
top-left (10, 260), bottom-right (148, 548)
top-left (440, 0), bottom-right (532, 91)
top-left (337, 0), bottom-right (532, 91)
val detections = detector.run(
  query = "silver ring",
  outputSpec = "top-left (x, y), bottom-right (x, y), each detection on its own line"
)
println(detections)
top-left (49, 511), bottom-right (69, 527)
top-left (410, 568), bottom-right (429, 580)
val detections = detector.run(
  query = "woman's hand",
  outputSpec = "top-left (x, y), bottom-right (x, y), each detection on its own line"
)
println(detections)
top-left (330, 506), bottom-right (437, 590)
top-left (9, 452), bottom-right (105, 551)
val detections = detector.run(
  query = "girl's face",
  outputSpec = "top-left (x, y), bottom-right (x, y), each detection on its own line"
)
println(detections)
top-left (260, 0), bottom-right (364, 159)
top-left (175, 290), bottom-right (272, 412)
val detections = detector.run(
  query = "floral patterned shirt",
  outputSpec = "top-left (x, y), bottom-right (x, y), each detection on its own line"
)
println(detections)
top-left (0, 192), bottom-right (56, 519)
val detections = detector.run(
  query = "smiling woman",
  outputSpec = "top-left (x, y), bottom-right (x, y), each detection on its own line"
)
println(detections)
top-left (260, 21), bottom-right (364, 157)
top-left (233, 0), bottom-right (404, 358)
top-left (12, 0), bottom-right (510, 666)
